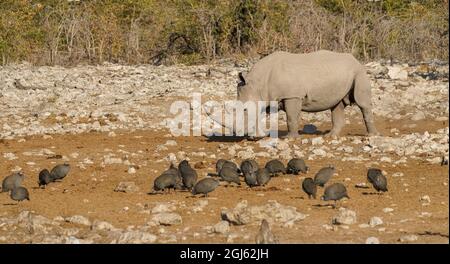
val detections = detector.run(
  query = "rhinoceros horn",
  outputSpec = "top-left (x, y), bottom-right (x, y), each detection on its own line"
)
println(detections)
top-left (203, 104), bottom-right (235, 132)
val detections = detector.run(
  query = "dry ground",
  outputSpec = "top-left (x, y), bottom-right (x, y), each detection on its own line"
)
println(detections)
top-left (0, 118), bottom-right (448, 244)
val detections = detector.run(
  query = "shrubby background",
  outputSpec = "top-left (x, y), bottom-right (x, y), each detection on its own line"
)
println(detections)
top-left (0, 0), bottom-right (448, 65)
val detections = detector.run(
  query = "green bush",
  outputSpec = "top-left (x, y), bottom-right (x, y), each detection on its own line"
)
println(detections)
top-left (0, 0), bottom-right (447, 65)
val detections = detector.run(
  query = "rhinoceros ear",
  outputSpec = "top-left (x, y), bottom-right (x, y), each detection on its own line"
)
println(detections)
top-left (238, 72), bottom-right (247, 85)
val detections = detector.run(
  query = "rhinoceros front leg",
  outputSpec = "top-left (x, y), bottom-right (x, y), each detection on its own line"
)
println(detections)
top-left (283, 98), bottom-right (302, 138)
top-left (325, 101), bottom-right (345, 137)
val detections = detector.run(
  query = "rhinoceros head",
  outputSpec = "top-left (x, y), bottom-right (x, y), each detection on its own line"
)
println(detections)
top-left (237, 71), bottom-right (259, 103)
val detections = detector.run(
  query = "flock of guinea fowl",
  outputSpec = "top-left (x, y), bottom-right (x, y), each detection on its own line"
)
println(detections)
top-left (153, 157), bottom-right (388, 207)
top-left (1, 157), bottom-right (388, 207)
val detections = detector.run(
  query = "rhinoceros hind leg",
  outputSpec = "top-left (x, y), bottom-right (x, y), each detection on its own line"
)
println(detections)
top-left (354, 70), bottom-right (379, 135)
top-left (325, 101), bottom-right (345, 137)
top-left (283, 98), bottom-right (302, 138)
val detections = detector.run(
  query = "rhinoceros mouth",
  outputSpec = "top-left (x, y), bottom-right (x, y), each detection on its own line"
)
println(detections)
top-left (203, 100), bottom-right (277, 138)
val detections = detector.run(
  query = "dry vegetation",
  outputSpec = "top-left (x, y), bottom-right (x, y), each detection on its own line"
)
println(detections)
top-left (0, 0), bottom-right (448, 66)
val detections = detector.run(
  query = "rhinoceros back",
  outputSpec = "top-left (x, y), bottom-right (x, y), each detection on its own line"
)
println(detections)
top-left (246, 50), bottom-right (364, 112)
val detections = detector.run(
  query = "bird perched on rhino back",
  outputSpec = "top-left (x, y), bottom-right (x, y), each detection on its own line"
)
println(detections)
top-left (302, 177), bottom-right (317, 199)
top-left (367, 168), bottom-right (388, 193)
top-left (314, 165), bottom-right (335, 187)
top-left (10, 186), bottom-right (30, 202)
top-left (287, 158), bottom-right (308, 175)
top-left (50, 163), bottom-right (70, 181)
top-left (219, 167), bottom-right (241, 186)
top-left (178, 160), bottom-right (198, 190)
top-left (2, 172), bottom-right (25, 193)
top-left (192, 178), bottom-right (219, 197)
top-left (264, 159), bottom-right (286, 176)
top-left (38, 169), bottom-right (52, 188)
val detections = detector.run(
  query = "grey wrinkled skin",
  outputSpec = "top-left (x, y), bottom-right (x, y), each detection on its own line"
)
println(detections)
top-left (10, 186), bottom-right (30, 202)
top-left (322, 183), bottom-right (349, 202)
top-left (240, 159), bottom-right (259, 175)
top-left (256, 168), bottom-right (271, 186)
top-left (2, 172), bottom-right (25, 193)
top-left (367, 168), bottom-right (388, 192)
top-left (287, 158), bottom-right (308, 175)
top-left (50, 163), bottom-right (70, 181)
top-left (219, 167), bottom-right (241, 185)
top-left (255, 219), bottom-right (277, 244)
top-left (314, 166), bottom-right (335, 187)
top-left (302, 178), bottom-right (317, 199)
top-left (192, 178), bottom-right (219, 197)
top-left (178, 160), bottom-right (198, 190)
top-left (38, 169), bottom-right (52, 188)
top-left (209, 50), bottom-right (379, 139)
top-left (265, 159), bottom-right (286, 176)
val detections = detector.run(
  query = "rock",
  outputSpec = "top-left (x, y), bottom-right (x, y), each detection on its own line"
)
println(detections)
top-left (65, 215), bottom-right (91, 226)
top-left (311, 137), bottom-right (324, 145)
top-left (192, 200), bottom-right (208, 213)
top-left (127, 167), bottom-right (136, 174)
top-left (115, 231), bottom-right (157, 244)
top-left (366, 237), bottom-right (380, 244)
top-left (275, 140), bottom-right (290, 151)
top-left (237, 149), bottom-right (255, 160)
top-left (165, 140), bottom-right (177, 146)
top-left (399, 234), bottom-right (418, 243)
top-left (332, 208), bottom-right (357, 225)
top-left (366, 62), bottom-right (388, 78)
top-left (387, 66), bottom-right (408, 80)
top-left (369, 216), bottom-right (383, 227)
top-left (392, 172), bottom-right (404, 177)
top-left (151, 202), bottom-right (176, 214)
top-left (114, 182), bottom-right (139, 193)
top-left (382, 208), bottom-right (394, 213)
top-left (419, 195), bottom-right (431, 204)
top-left (91, 220), bottom-right (115, 231)
top-left (156, 145), bottom-right (168, 151)
top-left (226, 233), bottom-right (239, 243)
top-left (411, 111), bottom-right (426, 121)
top-left (213, 221), bottom-right (230, 234)
top-left (221, 200), bottom-right (307, 226)
top-left (151, 213), bottom-right (182, 226)
top-left (312, 148), bottom-right (327, 157)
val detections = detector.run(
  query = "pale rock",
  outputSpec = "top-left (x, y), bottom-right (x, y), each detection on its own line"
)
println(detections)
top-left (65, 215), bottom-right (91, 226)
top-left (366, 237), bottom-right (380, 244)
top-left (114, 182), bottom-right (139, 193)
top-left (332, 208), bottom-right (357, 225)
top-left (151, 212), bottom-right (182, 226)
top-left (369, 216), bottom-right (383, 227)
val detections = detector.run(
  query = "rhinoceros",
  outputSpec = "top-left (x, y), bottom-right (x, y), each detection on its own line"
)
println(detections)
top-left (208, 50), bottom-right (379, 138)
